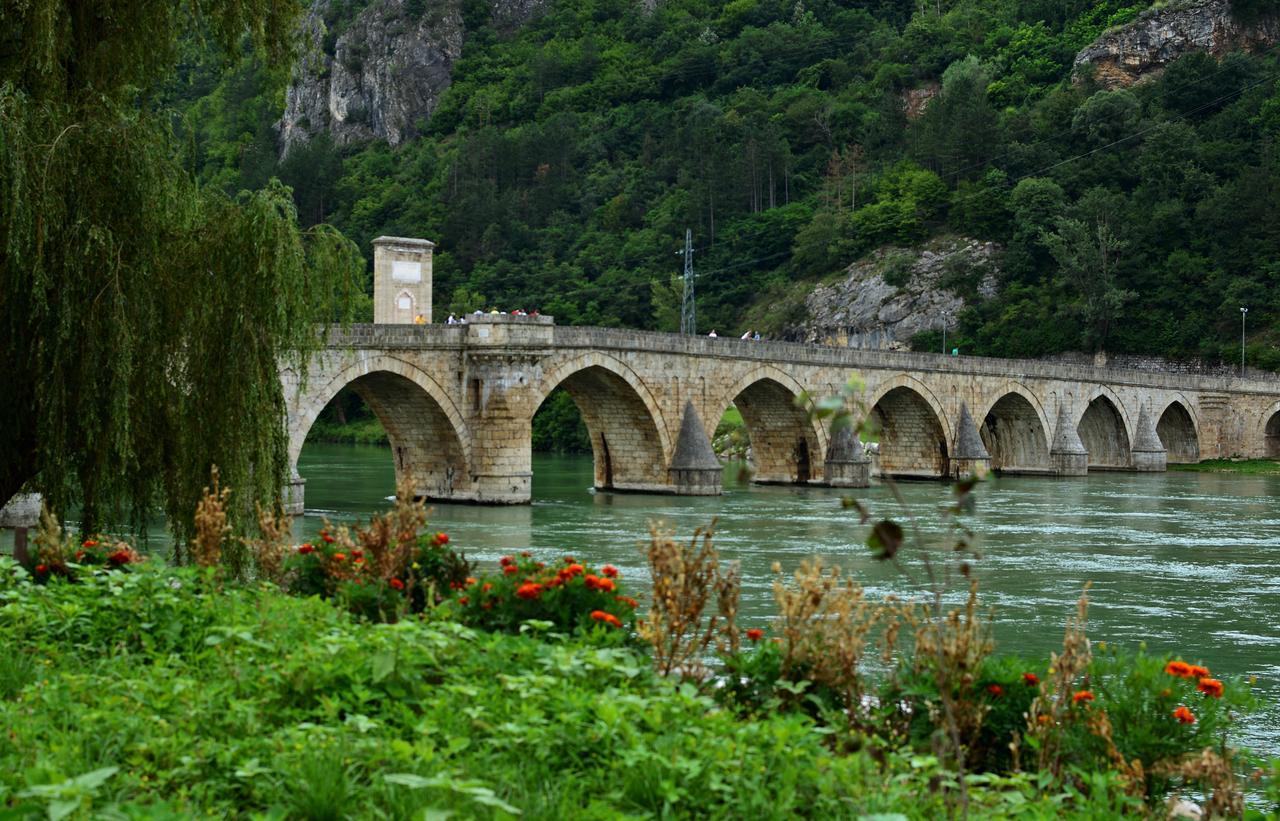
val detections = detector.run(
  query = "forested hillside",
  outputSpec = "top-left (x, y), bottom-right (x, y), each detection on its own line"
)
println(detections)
top-left (171, 0), bottom-right (1280, 368)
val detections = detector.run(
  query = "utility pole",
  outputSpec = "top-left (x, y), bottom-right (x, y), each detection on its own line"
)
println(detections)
top-left (1241, 306), bottom-right (1248, 377)
top-left (679, 229), bottom-right (696, 336)
top-left (941, 310), bottom-right (948, 356)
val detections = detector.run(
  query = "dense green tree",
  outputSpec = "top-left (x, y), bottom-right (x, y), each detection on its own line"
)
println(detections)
top-left (0, 1), bottom-right (360, 538)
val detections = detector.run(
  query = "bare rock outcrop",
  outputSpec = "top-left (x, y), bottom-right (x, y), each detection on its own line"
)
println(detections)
top-left (279, 0), bottom-right (551, 154)
top-left (801, 238), bottom-right (999, 350)
top-left (1073, 0), bottom-right (1280, 89)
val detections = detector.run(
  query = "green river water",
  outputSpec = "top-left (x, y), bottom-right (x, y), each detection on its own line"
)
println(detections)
top-left (296, 443), bottom-right (1280, 758)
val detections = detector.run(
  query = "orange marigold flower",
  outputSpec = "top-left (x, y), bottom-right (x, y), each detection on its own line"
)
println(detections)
top-left (535, 561), bottom-right (546, 570)
top-left (1197, 677), bottom-right (1224, 698)
top-left (1173, 706), bottom-right (1196, 724)
top-left (352, 550), bottom-right (364, 560)
top-left (433, 532), bottom-right (449, 545)
top-left (1072, 690), bottom-right (1094, 704)
top-left (1165, 660), bottom-right (1193, 678)
top-left (746, 628), bottom-right (765, 642)
top-left (590, 610), bottom-right (609, 622)
top-left (333, 552), bottom-right (347, 562)
top-left (546, 576), bottom-right (563, 588)
top-left (516, 582), bottom-right (543, 600)
top-left (603, 613), bottom-right (622, 628)
top-left (465, 577), bottom-right (478, 585)
top-left (1188, 664), bottom-right (1210, 679)
top-left (563, 555), bottom-right (576, 563)
top-left (595, 577), bottom-right (616, 593)
top-left (503, 564), bottom-right (519, 575)
top-left (82, 539), bottom-right (98, 548)
top-left (520, 550), bottom-right (531, 558)
top-left (616, 595), bottom-right (638, 608)
top-left (482, 583), bottom-right (493, 592)
top-left (389, 578), bottom-right (405, 590)
top-left (566, 563), bottom-right (585, 577)
top-left (601, 565), bottom-right (619, 578)
top-left (74, 551), bottom-right (85, 561)
top-left (1037, 715), bottom-right (1051, 725)
top-left (584, 574), bottom-right (600, 589)
top-left (987, 684), bottom-right (1004, 697)
top-left (1022, 673), bottom-right (1039, 687)
top-left (107, 549), bottom-right (134, 565)
top-left (35, 564), bottom-right (48, 573)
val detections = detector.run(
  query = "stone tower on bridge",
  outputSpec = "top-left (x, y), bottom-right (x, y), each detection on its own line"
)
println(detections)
top-left (373, 236), bottom-right (434, 324)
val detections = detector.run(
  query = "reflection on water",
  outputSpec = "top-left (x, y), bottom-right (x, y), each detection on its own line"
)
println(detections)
top-left (296, 444), bottom-right (1280, 756)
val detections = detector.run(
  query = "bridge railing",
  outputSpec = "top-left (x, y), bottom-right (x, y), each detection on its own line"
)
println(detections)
top-left (321, 323), bottom-right (1279, 394)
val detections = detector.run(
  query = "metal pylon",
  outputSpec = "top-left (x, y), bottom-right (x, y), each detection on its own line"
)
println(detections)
top-left (680, 228), bottom-right (696, 336)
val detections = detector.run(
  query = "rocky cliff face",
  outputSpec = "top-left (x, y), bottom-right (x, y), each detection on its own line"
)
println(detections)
top-left (1073, 0), bottom-right (1280, 89)
top-left (279, 0), bottom-right (549, 154)
top-left (800, 238), bottom-right (999, 350)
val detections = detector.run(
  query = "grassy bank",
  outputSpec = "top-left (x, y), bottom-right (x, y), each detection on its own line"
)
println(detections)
top-left (305, 416), bottom-right (389, 447)
top-left (1171, 459), bottom-right (1280, 475)
top-left (0, 560), bottom-right (1126, 819)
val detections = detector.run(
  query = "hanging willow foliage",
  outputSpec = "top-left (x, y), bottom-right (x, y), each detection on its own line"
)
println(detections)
top-left (0, 0), bottom-right (362, 542)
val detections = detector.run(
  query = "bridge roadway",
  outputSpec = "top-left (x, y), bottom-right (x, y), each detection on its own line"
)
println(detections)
top-left (281, 316), bottom-right (1280, 509)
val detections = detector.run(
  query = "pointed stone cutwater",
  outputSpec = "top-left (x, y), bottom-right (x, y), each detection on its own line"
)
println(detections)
top-left (668, 401), bottom-right (723, 495)
top-left (1049, 401), bottom-right (1088, 476)
top-left (1130, 402), bottom-right (1167, 473)
top-left (823, 422), bottom-right (871, 488)
top-left (950, 403), bottom-right (991, 479)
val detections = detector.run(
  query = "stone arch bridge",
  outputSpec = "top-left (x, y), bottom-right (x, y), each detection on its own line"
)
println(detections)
top-left (281, 317), bottom-right (1280, 509)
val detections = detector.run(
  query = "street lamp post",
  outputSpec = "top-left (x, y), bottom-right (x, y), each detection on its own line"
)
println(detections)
top-left (1241, 307), bottom-right (1248, 377)
top-left (941, 311), bottom-right (948, 357)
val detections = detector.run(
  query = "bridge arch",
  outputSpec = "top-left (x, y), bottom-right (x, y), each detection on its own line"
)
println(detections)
top-left (714, 365), bottom-right (828, 484)
top-left (1076, 388), bottom-right (1132, 470)
top-left (1262, 400), bottom-right (1280, 459)
top-left (977, 382), bottom-right (1052, 473)
top-left (534, 353), bottom-right (672, 492)
top-left (866, 375), bottom-right (950, 479)
top-left (289, 354), bottom-right (472, 500)
top-left (1156, 396), bottom-right (1200, 464)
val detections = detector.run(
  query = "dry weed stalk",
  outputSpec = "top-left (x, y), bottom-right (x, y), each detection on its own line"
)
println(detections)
top-left (1153, 748), bottom-right (1242, 818)
top-left (772, 557), bottom-right (890, 725)
top-left (1028, 582), bottom-right (1093, 779)
top-left (192, 467), bottom-right (232, 570)
top-left (358, 484), bottom-right (427, 581)
top-left (638, 522), bottom-right (738, 682)
top-left (243, 503), bottom-right (292, 585)
top-left (33, 504), bottom-right (70, 566)
top-left (912, 580), bottom-right (995, 773)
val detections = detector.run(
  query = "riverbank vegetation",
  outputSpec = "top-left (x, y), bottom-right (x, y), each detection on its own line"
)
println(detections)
top-left (5, 480), bottom-right (1276, 818)
top-left (1170, 458), bottom-right (1280, 475)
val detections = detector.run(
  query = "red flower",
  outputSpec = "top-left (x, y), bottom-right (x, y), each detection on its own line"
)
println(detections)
top-left (1022, 673), bottom-right (1040, 687)
top-left (535, 562), bottom-right (546, 570)
top-left (458, 596), bottom-right (469, 606)
top-left (503, 564), bottom-right (519, 575)
top-left (601, 565), bottom-right (619, 578)
top-left (746, 628), bottom-right (765, 642)
top-left (82, 539), bottom-right (98, 548)
top-left (1188, 664), bottom-right (1210, 679)
top-left (482, 583), bottom-right (493, 593)
top-left (465, 577), bottom-right (478, 585)
top-left (352, 550), bottom-right (364, 560)
top-left (616, 595), bottom-right (638, 608)
top-left (298, 544), bottom-right (315, 555)
top-left (433, 532), bottom-right (449, 545)
top-left (321, 532), bottom-right (335, 544)
top-left (566, 564), bottom-right (585, 577)
top-left (546, 576), bottom-right (563, 588)
top-left (1173, 706), bottom-right (1196, 724)
top-left (516, 582), bottom-right (543, 600)
top-left (333, 552), bottom-right (347, 562)
top-left (34, 564), bottom-right (47, 574)
top-left (1165, 660), bottom-right (1193, 678)
top-left (107, 549), bottom-right (133, 566)
top-left (74, 551), bottom-right (85, 561)
top-left (499, 555), bottom-right (514, 566)
top-left (987, 684), bottom-right (1004, 697)
top-left (1072, 690), bottom-right (1094, 705)
top-left (563, 555), bottom-right (576, 563)
top-left (1197, 677), bottom-right (1224, 698)
top-left (590, 610), bottom-right (609, 622)
top-left (520, 550), bottom-right (531, 558)
top-left (389, 578), bottom-right (405, 590)
top-left (588, 610), bottom-right (622, 628)
top-left (584, 574), bottom-right (600, 589)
